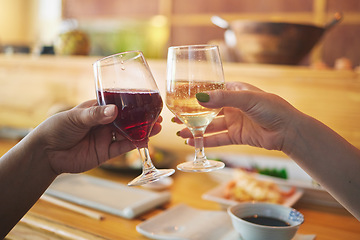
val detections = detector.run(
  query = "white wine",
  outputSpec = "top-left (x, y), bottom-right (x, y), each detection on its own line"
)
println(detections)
top-left (166, 45), bottom-right (225, 172)
top-left (166, 80), bottom-right (224, 129)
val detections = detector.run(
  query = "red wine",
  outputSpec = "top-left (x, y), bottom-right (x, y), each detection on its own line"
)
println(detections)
top-left (242, 215), bottom-right (290, 227)
top-left (97, 89), bottom-right (163, 143)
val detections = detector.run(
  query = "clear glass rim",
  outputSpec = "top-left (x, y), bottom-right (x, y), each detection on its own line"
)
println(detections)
top-left (93, 50), bottom-right (144, 67)
top-left (168, 44), bottom-right (219, 51)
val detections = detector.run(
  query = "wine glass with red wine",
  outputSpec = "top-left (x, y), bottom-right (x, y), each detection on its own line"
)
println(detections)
top-left (93, 51), bottom-right (175, 186)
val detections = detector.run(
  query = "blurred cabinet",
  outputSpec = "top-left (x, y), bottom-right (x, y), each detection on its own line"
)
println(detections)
top-left (61, 0), bottom-right (169, 58)
top-left (62, 0), bottom-right (360, 66)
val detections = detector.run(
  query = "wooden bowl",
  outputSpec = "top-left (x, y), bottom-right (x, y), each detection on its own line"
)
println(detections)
top-left (228, 20), bottom-right (325, 65)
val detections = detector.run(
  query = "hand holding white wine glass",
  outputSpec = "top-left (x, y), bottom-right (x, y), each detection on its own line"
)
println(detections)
top-left (94, 51), bottom-right (175, 186)
top-left (166, 45), bottom-right (225, 172)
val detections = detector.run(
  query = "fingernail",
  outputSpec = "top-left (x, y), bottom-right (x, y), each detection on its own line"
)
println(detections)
top-left (196, 93), bottom-right (210, 102)
top-left (176, 131), bottom-right (181, 136)
top-left (104, 105), bottom-right (115, 117)
top-left (171, 117), bottom-right (176, 122)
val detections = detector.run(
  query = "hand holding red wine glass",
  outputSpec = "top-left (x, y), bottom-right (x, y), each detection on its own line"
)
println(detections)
top-left (94, 51), bottom-right (175, 186)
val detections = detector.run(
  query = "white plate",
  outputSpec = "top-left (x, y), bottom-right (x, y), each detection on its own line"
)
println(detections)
top-left (203, 153), bottom-right (342, 207)
top-left (46, 174), bottom-right (171, 219)
top-left (136, 204), bottom-right (237, 240)
top-left (202, 181), bottom-right (304, 209)
top-left (136, 204), bottom-right (316, 240)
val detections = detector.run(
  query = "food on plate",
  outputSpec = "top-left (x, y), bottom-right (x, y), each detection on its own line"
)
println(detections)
top-left (213, 157), bottom-right (288, 179)
top-left (224, 170), bottom-right (295, 204)
top-left (256, 166), bottom-right (288, 179)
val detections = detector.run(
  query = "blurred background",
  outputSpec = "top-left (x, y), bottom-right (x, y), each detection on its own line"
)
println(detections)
top-left (0, 0), bottom-right (359, 66)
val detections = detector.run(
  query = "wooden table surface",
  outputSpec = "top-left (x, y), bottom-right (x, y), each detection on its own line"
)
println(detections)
top-left (2, 139), bottom-right (359, 240)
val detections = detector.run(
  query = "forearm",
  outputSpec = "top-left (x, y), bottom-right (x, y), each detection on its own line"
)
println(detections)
top-left (284, 113), bottom-right (360, 220)
top-left (0, 130), bottom-right (57, 237)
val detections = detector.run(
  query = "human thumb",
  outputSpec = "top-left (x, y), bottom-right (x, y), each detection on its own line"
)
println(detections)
top-left (71, 104), bottom-right (117, 128)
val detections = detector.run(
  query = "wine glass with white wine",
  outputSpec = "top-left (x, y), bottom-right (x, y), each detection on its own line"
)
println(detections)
top-left (166, 45), bottom-right (225, 172)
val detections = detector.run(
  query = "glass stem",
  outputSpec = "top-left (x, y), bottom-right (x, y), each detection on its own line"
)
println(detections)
top-left (191, 128), bottom-right (208, 166)
top-left (137, 145), bottom-right (156, 174)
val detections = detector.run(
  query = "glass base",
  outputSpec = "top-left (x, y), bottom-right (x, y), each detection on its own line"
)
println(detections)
top-left (128, 168), bottom-right (175, 186)
top-left (177, 160), bottom-right (225, 173)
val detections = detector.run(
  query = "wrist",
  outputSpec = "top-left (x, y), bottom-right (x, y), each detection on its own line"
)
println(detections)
top-left (0, 125), bottom-right (58, 234)
top-left (24, 127), bottom-right (59, 179)
top-left (281, 110), bottom-right (311, 157)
